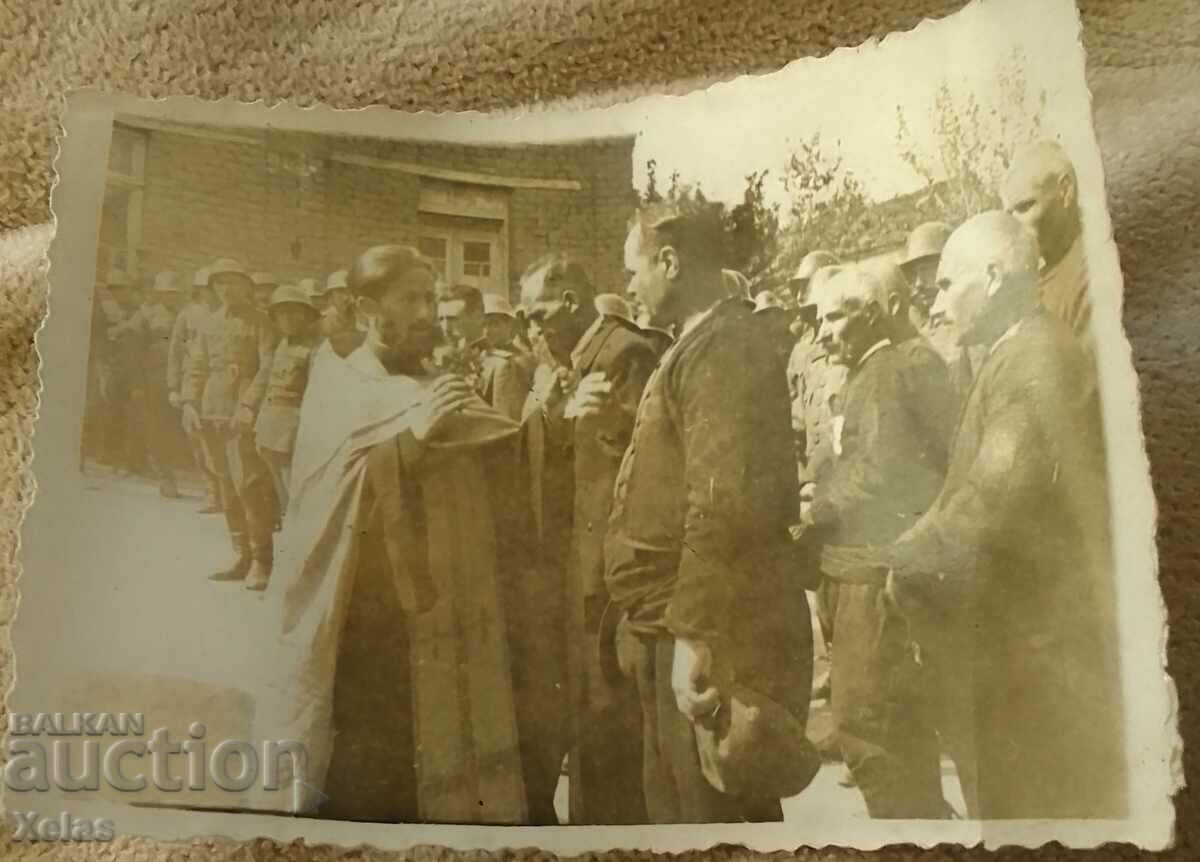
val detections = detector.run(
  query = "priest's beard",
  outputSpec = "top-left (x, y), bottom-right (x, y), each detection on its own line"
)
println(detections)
top-left (367, 319), bottom-right (439, 376)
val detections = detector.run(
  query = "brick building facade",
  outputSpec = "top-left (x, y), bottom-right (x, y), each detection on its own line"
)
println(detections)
top-left (99, 117), bottom-right (637, 299)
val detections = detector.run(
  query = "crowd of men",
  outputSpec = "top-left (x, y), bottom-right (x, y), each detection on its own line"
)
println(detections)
top-left (86, 139), bottom-right (1125, 824)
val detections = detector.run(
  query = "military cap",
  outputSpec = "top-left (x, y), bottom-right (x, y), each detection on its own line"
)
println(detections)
top-left (483, 293), bottom-right (518, 319)
top-left (694, 685), bottom-right (820, 800)
top-left (152, 271), bottom-right (181, 293)
top-left (250, 271), bottom-right (278, 286)
top-left (268, 284), bottom-right (318, 312)
top-left (325, 269), bottom-right (349, 292)
top-left (901, 221), bottom-right (954, 267)
top-left (297, 277), bottom-right (322, 298)
top-left (752, 289), bottom-right (785, 313)
top-left (790, 250), bottom-right (841, 284)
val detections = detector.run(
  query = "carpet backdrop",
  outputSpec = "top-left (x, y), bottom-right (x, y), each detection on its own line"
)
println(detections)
top-left (1, 1), bottom-right (1198, 859)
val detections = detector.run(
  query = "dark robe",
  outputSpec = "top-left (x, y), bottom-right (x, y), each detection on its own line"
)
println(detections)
top-left (888, 311), bottom-right (1125, 819)
top-left (809, 336), bottom-right (958, 818)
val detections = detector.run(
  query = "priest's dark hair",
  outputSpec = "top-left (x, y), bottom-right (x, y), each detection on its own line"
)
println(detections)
top-left (348, 245), bottom-right (436, 302)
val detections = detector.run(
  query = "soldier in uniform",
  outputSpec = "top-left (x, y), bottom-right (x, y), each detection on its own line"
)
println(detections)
top-left (168, 267), bottom-right (223, 512)
top-left (478, 293), bottom-right (532, 422)
top-left (103, 269), bottom-right (149, 478)
top-left (248, 284), bottom-right (322, 588)
top-left (900, 222), bottom-right (974, 393)
top-left (319, 269), bottom-right (364, 357)
top-left (251, 271), bottom-right (279, 314)
top-left (180, 259), bottom-right (278, 585)
top-left (112, 270), bottom-right (186, 497)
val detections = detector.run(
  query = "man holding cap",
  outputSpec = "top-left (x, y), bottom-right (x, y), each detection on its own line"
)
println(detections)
top-left (180, 258), bottom-right (279, 585)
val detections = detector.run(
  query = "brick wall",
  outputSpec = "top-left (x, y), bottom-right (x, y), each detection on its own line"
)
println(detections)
top-left (129, 124), bottom-right (637, 300)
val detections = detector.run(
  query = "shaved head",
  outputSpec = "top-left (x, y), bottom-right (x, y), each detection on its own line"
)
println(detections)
top-left (933, 210), bottom-right (1040, 347)
top-left (1001, 141), bottom-right (1081, 267)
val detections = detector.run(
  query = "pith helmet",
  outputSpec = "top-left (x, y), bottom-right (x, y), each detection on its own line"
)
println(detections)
top-left (191, 266), bottom-right (211, 288)
top-left (483, 293), bottom-right (517, 319)
top-left (207, 258), bottom-right (249, 283)
top-left (902, 222), bottom-right (954, 267)
top-left (153, 271), bottom-right (181, 293)
top-left (268, 284), bottom-right (317, 312)
top-left (325, 269), bottom-right (349, 292)
top-left (790, 250), bottom-right (841, 284)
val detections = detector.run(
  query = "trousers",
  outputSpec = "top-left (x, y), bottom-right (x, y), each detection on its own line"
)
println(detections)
top-left (617, 629), bottom-right (784, 824)
top-left (200, 421), bottom-right (274, 561)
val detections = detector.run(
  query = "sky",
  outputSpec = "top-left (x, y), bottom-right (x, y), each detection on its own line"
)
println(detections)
top-left (620, 0), bottom-right (1088, 221)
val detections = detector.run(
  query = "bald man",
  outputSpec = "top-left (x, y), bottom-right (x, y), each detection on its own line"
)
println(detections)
top-left (883, 211), bottom-right (1124, 818)
top-left (804, 265), bottom-right (957, 818)
top-left (1001, 142), bottom-right (1093, 361)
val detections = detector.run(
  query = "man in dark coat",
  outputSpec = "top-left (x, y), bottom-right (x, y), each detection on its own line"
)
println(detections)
top-left (560, 290), bottom-right (669, 824)
top-left (804, 263), bottom-right (958, 818)
top-left (605, 200), bottom-right (812, 823)
top-left (518, 252), bottom-right (667, 823)
top-left (885, 211), bottom-right (1125, 818)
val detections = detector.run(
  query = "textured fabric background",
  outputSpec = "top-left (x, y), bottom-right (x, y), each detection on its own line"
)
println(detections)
top-left (1, 1), bottom-right (1198, 858)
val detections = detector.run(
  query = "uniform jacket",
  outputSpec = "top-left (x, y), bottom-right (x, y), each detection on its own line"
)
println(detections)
top-left (104, 303), bottom-right (145, 380)
top-left (112, 302), bottom-right (177, 381)
top-left (887, 310), bottom-right (1123, 817)
top-left (252, 333), bottom-right (320, 455)
top-left (167, 302), bottom-right (213, 395)
top-left (182, 304), bottom-right (277, 422)
top-left (793, 343), bottom-right (849, 487)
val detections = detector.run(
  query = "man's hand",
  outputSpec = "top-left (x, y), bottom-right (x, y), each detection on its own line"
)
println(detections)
top-left (563, 371), bottom-right (611, 420)
top-left (412, 375), bottom-right (475, 442)
top-left (231, 404), bottom-right (256, 434)
top-left (180, 403), bottom-right (200, 436)
top-left (671, 638), bottom-right (721, 720)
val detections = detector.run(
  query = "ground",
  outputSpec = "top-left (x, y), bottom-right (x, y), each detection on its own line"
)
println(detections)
top-left (13, 469), bottom-right (962, 823)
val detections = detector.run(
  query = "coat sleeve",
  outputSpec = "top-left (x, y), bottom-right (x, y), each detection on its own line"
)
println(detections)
top-left (241, 318), bottom-right (279, 412)
top-left (490, 357), bottom-right (530, 423)
top-left (592, 338), bottom-right (658, 461)
top-left (166, 311), bottom-right (189, 394)
top-left (665, 330), bottom-right (795, 643)
top-left (181, 324), bottom-right (208, 407)
top-left (888, 360), bottom-right (1047, 581)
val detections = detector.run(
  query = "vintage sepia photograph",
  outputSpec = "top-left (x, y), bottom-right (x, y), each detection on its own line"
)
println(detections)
top-left (11, 0), bottom-right (1173, 853)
